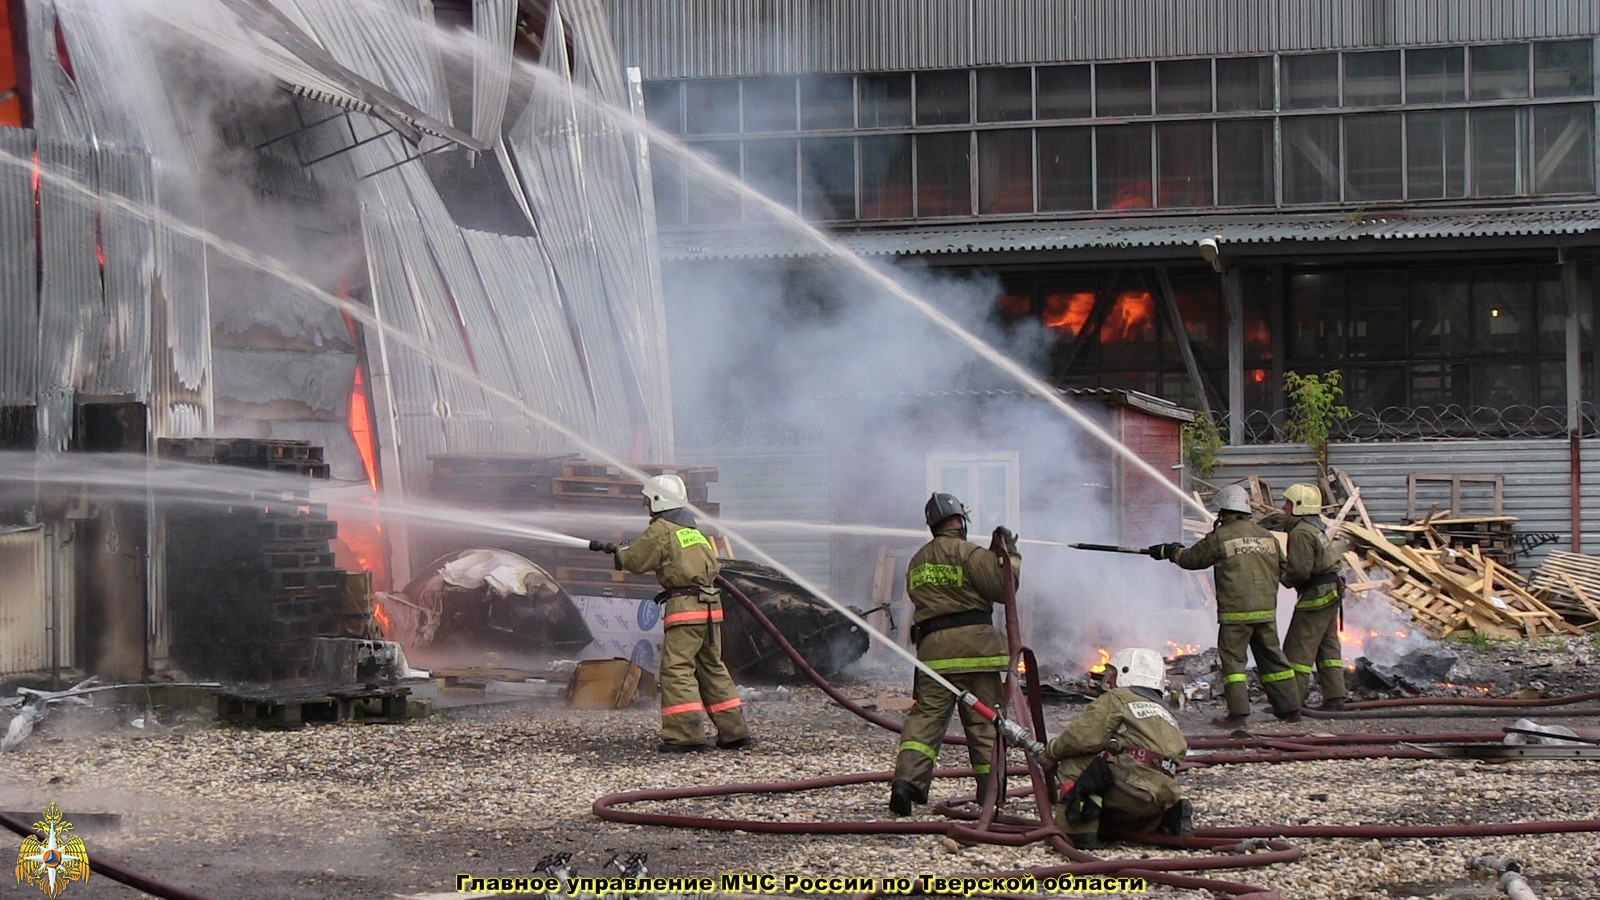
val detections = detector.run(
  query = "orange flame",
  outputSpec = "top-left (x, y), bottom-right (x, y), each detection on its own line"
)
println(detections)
top-left (1014, 658), bottom-right (1028, 676)
top-left (1042, 291), bottom-right (1096, 333)
top-left (371, 597), bottom-right (393, 637)
top-left (1100, 290), bottom-right (1156, 343)
top-left (1088, 647), bottom-right (1111, 674)
top-left (1164, 640), bottom-right (1201, 657)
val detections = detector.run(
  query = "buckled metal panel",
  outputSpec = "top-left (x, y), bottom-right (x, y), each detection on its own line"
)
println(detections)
top-left (35, 138), bottom-right (99, 451)
top-left (84, 147), bottom-right (155, 399)
top-left (470, 0), bottom-right (517, 146)
top-left (0, 527), bottom-right (48, 676)
top-left (0, 128), bottom-right (38, 406)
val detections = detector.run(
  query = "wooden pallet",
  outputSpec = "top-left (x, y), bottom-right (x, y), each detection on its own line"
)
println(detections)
top-left (216, 684), bottom-right (411, 729)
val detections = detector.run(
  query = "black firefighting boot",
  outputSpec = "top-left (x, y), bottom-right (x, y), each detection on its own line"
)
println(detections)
top-left (889, 780), bottom-right (926, 816)
top-left (1159, 798), bottom-right (1195, 836)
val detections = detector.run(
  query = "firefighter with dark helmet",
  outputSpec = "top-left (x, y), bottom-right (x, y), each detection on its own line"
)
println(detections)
top-left (1145, 482), bottom-right (1301, 727)
top-left (1039, 648), bottom-right (1192, 848)
top-left (588, 474), bottom-right (752, 753)
top-left (888, 492), bottom-right (1020, 816)
top-left (1276, 483), bottom-right (1348, 711)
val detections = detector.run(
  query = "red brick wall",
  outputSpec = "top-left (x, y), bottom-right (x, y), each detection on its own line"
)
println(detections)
top-left (1117, 410), bottom-right (1183, 546)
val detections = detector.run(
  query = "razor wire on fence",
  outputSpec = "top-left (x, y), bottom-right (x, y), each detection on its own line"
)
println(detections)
top-left (1234, 403), bottom-right (1600, 444)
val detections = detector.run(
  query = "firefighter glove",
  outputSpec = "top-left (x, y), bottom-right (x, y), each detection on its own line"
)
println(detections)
top-left (588, 540), bottom-right (618, 554)
top-left (992, 526), bottom-right (1019, 554)
top-left (1146, 542), bottom-right (1184, 561)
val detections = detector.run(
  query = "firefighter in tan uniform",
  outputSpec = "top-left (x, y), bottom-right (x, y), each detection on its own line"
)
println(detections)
top-left (1275, 483), bottom-right (1348, 711)
top-left (1040, 648), bottom-right (1192, 849)
top-left (889, 492), bottom-right (1020, 816)
top-left (590, 474), bottom-right (752, 753)
top-left (1147, 483), bottom-right (1301, 727)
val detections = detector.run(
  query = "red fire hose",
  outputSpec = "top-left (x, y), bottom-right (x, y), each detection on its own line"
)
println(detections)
top-left (0, 810), bottom-right (213, 900)
top-left (590, 573), bottom-right (1600, 900)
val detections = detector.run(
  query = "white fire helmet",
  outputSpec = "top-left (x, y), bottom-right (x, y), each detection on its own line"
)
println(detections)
top-left (1282, 482), bottom-right (1323, 516)
top-left (1215, 483), bottom-right (1252, 514)
top-left (641, 474), bottom-right (689, 513)
top-left (1106, 647), bottom-right (1166, 692)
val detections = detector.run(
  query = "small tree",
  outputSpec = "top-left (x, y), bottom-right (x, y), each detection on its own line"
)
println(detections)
top-left (1181, 414), bottom-right (1225, 482)
top-left (1283, 370), bottom-right (1352, 466)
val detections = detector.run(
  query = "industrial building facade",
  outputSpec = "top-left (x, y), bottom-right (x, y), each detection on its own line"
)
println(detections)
top-left (612, 0), bottom-right (1600, 444)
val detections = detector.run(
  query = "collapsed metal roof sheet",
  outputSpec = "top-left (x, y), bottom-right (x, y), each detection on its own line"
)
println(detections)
top-left (659, 207), bottom-right (1600, 261)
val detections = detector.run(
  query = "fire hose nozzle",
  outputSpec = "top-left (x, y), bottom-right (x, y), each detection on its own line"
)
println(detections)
top-left (957, 692), bottom-right (1047, 759)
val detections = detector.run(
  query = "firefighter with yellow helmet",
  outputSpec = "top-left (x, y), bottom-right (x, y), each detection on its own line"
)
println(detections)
top-left (590, 474), bottom-right (753, 752)
top-left (1275, 482), bottom-right (1348, 711)
top-left (1039, 647), bottom-right (1192, 848)
top-left (889, 492), bottom-right (1020, 816)
top-left (1146, 482), bottom-right (1301, 727)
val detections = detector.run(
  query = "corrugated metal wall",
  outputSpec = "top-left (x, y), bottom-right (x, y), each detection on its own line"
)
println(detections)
top-left (676, 448), bottom-right (833, 589)
top-left (0, 527), bottom-right (48, 675)
top-left (609, 0), bottom-right (1598, 77)
top-left (1210, 438), bottom-right (1600, 571)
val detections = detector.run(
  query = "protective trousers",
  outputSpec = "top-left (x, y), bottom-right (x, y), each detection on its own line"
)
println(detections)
top-left (1053, 755), bottom-right (1166, 836)
top-left (1282, 601), bottom-right (1347, 703)
top-left (893, 668), bottom-right (1003, 799)
top-left (1217, 621), bottom-right (1301, 717)
top-left (658, 619), bottom-right (749, 746)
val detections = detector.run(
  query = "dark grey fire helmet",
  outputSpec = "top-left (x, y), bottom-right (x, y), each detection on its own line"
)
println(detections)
top-left (924, 492), bottom-right (970, 530)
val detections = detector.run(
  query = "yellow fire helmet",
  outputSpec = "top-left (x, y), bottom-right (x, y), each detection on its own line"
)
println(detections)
top-left (1282, 482), bottom-right (1323, 515)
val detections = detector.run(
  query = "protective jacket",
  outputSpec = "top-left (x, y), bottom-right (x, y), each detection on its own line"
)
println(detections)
top-left (615, 509), bottom-right (722, 629)
top-left (1042, 686), bottom-right (1187, 809)
top-left (1280, 515), bottom-right (1342, 609)
top-left (1172, 512), bottom-right (1282, 624)
top-left (904, 525), bottom-right (1020, 674)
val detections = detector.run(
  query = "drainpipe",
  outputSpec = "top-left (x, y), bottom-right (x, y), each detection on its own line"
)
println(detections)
top-left (1572, 430), bottom-right (1582, 555)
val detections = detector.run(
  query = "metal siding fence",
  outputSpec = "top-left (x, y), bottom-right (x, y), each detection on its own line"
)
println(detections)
top-left (0, 528), bottom-right (48, 676)
top-left (1210, 438), bottom-right (1600, 571)
top-left (0, 128), bottom-right (38, 406)
top-left (610, 0), bottom-right (1598, 76)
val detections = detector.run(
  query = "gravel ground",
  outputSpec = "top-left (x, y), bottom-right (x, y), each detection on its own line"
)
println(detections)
top-left (2, 640), bottom-right (1598, 900)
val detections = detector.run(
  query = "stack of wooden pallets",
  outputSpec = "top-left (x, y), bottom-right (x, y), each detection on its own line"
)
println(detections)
top-left (1525, 551), bottom-right (1600, 632)
top-left (1339, 521), bottom-right (1579, 640)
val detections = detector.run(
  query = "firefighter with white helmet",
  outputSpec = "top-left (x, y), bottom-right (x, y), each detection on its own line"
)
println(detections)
top-left (1275, 483), bottom-right (1348, 711)
top-left (1038, 647), bottom-right (1192, 848)
top-left (889, 492), bottom-right (1020, 816)
top-left (1143, 481), bottom-right (1301, 727)
top-left (589, 473), bottom-right (752, 752)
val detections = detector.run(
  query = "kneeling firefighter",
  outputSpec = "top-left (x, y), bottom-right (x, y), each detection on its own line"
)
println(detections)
top-left (1039, 647), bottom-right (1192, 848)
top-left (589, 474), bottom-right (753, 753)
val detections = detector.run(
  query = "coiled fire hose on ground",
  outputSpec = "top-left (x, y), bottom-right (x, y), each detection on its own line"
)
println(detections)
top-left (591, 575), bottom-right (1600, 900)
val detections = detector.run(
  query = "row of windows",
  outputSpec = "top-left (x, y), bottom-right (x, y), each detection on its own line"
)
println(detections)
top-left (653, 103), bottom-right (1594, 222)
top-left (644, 41), bottom-right (1594, 136)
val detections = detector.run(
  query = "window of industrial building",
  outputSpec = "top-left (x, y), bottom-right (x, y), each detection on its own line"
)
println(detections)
top-left (643, 81), bottom-right (682, 134)
top-left (1536, 274), bottom-right (1567, 355)
top-left (742, 76), bottom-right (796, 133)
top-left (1470, 44), bottom-right (1530, 100)
top-left (1282, 53), bottom-right (1339, 108)
top-left (1534, 40), bottom-right (1593, 97)
top-left (978, 130), bottom-right (1033, 214)
top-left (916, 132), bottom-right (971, 216)
top-left (1096, 62), bottom-right (1151, 116)
top-left (1344, 113), bottom-right (1403, 201)
top-left (800, 75), bottom-right (854, 129)
top-left (859, 73), bottom-right (912, 127)
top-left (685, 141), bottom-right (741, 223)
top-left (1533, 104), bottom-right (1594, 194)
top-left (1288, 272), bottom-right (1347, 359)
top-left (1409, 271), bottom-right (1471, 357)
top-left (1345, 272), bottom-right (1408, 358)
top-left (1471, 270), bottom-right (1535, 356)
top-left (916, 70), bottom-right (970, 125)
top-left (1409, 363), bottom-right (1471, 406)
top-left (1406, 110), bottom-right (1467, 199)
top-left (1156, 59), bottom-right (1211, 114)
top-left (1283, 116), bottom-right (1340, 203)
top-left (1037, 127), bottom-right (1093, 211)
top-left (1344, 51), bottom-right (1401, 106)
top-left (1216, 56), bottom-right (1273, 111)
top-left (684, 80), bottom-right (741, 134)
top-left (1405, 47), bottom-right (1466, 103)
top-left (1216, 120), bottom-right (1273, 205)
top-left (800, 138), bottom-right (855, 219)
top-left (1037, 65), bottom-right (1092, 119)
top-left (1156, 121), bottom-right (1212, 207)
top-left (977, 67), bottom-right (1032, 122)
top-left (1096, 124), bottom-right (1152, 209)
top-left (1471, 107), bottom-right (1529, 196)
top-left (860, 135), bottom-right (912, 219)
top-left (742, 138), bottom-right (798, 218)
